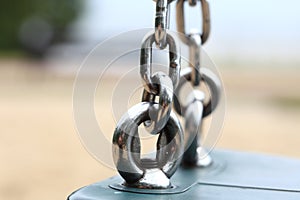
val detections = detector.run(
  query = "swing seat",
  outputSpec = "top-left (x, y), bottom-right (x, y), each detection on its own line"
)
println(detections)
top-left (68, 149), bottom-right (300, 200)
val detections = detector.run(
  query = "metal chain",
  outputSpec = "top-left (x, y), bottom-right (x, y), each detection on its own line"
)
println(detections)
top-left (140, 31), bottom-right (180, 135)
top-left (154, 0), bottom-right (170, 49)
top-left (175, 0), bottom-right (222, 167)
top-left (112, 0), bottom-right (222, 188)
top-left (113, 0), bottom-right (183, 189)
top-left (141, 72), bottom-right (174, 135)
top-left (176, 0), bottom-right (211, 45)
top-left (112, 102), bottom-right (183, 189)
top-left (174, 68), bottom-right (221, 167)
top-left (140, 32), bottom-right (180, 95)
top-left (177, 0), bottom-right (211, 86)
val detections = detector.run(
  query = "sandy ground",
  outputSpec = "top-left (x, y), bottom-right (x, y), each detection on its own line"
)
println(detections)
top-left (0, 58), bottom-right (300, 200)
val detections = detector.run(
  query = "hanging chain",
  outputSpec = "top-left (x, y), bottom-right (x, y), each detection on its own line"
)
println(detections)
top-left (113, 0), bottom-right (183, 189)
top-left (112, 0), bottom-right (222, 189)
top-left (176, 0), bottom-right (211, 45)
top-left (175, 0), bottom-right (221, 167)
top-left (154, 0), bottom-right (170, 49)
top-left (177, 0), bottom-right (210, 86)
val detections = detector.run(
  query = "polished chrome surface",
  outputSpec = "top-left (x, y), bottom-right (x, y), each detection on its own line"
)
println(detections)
top-left (127, 169), bottom-right (171, 189)
top-left (154, 0), bottom-right (170, 49)
top-left (142, 72), bottom-right (173, 135)
top-left (140, 31), bottom-right (181, 94)
top-left (189, 33), bottom-right (202, 86)
top-left (182, 90), bottom-right (212, 166)
top-left (71, 150), bottom-right (300, 198)
top-left (196, 147), bottom-right (213, 167)
top-left (112, 102), bottom-right (184, 189)
top-left (182, 90), bottom-right (204, 165)
top-left (174, 0), bottom-right (217, 167)
top-left (176, 0), bottom-right (211, 45)
top-left (173, 67), bottom-right (221, 117)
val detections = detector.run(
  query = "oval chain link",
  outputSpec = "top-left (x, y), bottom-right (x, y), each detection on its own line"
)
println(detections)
top-left (140, 32), bottom-right (180, 94)
top-left (176, 0), bottom-right (211, 45)
top-left (154, 0), bottom-right (170, 49)
top-left (173, 67), bottom-right (221, 118)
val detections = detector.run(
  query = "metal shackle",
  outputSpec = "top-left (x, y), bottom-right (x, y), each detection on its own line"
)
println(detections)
top-left (182, 90), bottom-right (212, 167)
top-left (173, 67), bottom-right (221, 117)
top-left (176, 0), bottom-right (211, 45)
top-left (112, 102), bottom-right (184, 188)
top-left (142, 72), bottom-right (173, 135)
top-left (140, 31), bottom-right (181, 94)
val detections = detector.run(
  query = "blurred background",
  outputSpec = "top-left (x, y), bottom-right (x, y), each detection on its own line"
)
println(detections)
top-left (1, 0), bottom-right (300, 200)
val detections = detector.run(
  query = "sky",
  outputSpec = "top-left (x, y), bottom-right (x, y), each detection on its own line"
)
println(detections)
top-left (73, 0), bottom-right (300, 64)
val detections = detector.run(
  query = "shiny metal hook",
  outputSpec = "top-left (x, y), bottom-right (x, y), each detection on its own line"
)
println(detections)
top-left (112, 102), bottom-right (183, 189)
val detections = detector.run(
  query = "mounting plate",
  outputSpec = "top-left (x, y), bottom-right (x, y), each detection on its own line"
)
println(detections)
top-left (68, 149), bottom-right (300, 199)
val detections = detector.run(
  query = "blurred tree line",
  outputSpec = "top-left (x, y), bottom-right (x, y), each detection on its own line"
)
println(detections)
top-left (0, 0), bottom-right (83, 56)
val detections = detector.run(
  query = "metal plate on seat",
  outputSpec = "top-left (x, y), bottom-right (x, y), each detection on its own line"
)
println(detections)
top-left (68, 149), bottom-right (300, 199)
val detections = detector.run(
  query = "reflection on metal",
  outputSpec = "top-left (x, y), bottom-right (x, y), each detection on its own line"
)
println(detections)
top-left (68, 150), bottom-right (300, 199)
top-left (112, 102), bottom-right (183, 189)
top-left (142, 72), bottom-right (173, 135)
top-left (67, 0), bottom-right (299, 198)
top-left (114, 1), bottom-right (216, 187)
top-left (173, 67), bottom-right (221, 118)
top-left (154, 0), bottom-right (170, 49)
top-left (174, 0), bottom-right (216, 168)
top-left (188, 33), bottom-right (202, 86)
top-left (176, 0), bottom-right (211, 45)
top-left (140, 32), bottom-right (180, 94)
top-left (182, 90), bottom-right (212, 167)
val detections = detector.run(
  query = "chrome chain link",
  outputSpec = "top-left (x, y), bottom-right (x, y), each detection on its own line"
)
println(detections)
top-left (177, 0), bottom-right (210, 86)
top-left (175, 0), bottom-right (221, 167)
top-left (112, 0), bottom-right (222, 188)
top-left (140, 31), bottom-right (180, 95)
top-left (141, 72), bottom-right (174, 135)
top-left (154, 0), bottom-right (170, 49)
top-left (176, 0), bottom-right (211, 45)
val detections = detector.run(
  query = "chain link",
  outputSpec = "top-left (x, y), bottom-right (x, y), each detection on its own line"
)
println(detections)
top-left (173, 67), bottom-right (221, 117)
top-left (176, 0), bottom-right (211, 45)
top-left (142, 72), bottom-right (173, 135)
top-left (154, 0), bottom-right (170, 49)
top-left (177, 0), bottom-right (211, 86)
top-left (140, 32), bottom-right (180, 95)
